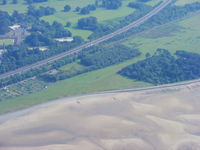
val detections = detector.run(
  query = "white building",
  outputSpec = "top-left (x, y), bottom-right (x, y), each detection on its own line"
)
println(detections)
top-left (9, 24), bottom-right (21, 31)
top-left (55, 37), bottom-right (74, 42)
top-left (0, 49), bottom-right (6, 55)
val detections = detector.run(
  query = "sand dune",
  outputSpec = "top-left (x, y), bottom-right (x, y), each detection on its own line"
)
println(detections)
top-left (1, 84), bottom-right (200, 150)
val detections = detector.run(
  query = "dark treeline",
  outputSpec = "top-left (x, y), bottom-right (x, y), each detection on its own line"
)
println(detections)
top-left (79, 44), bottom-right (141, 69)
top-left (0, 44), bottom-right (141, 85)
top-left (27, 5), bottom-right (56, 17)
top-left (128, 2), bottom-right (152, 10)
top-left (77, 16), bottom-right (109, 34)
top-left (77, 17), bottom-right (98, 30)
top-left (101, 0), bottom-right (122, 9)
top-left (0, 54), bottom-right (76, 88)
top-left (119, 49), bottom-right (200, 85)
top-left (1, 1), bottom-right (200, 86)
top-left (77, 0), bottom-right (123, 15)
top-left (0, 11), bottom-right (11, 34)
top-left (137, 0), bottom-right (152, 2)
top-left (0, 37), bottom-right (83, 74)
top-left (37, 44), bottom-right (141, 83)
top-left (25, 0), bottom-right (48, 4)
top-left (90, 2), bottom-right (200, 40)
top-left (26, 21), bottom-right (72, 46)
top-left (0, 6), bottom-right (83, 74)
top-left (79, 4), bottom-right (96, 15)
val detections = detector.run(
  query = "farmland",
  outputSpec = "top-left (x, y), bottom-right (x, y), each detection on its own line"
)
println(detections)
top-left (0, 0), bottom-right (134, 40)
top-left (1, 1), bottom-right (200, 149)
top-left (123, 12), bottom-right (200, 55)
top-left (1, 0), bottom-right (200, 114)
top-left (0, 39), bottom-right (13, 45)
top-left (0, 0), bottom-right (162, 40)
top-left (175, 0), bottom-right (200, 6)
top-left (0, 55), bottom-right (150, 114)
top-left (0, 0), bottom-right (200, 112)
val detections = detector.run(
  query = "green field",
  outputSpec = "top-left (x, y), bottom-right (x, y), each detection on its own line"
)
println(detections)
top-left (0, 0), bottom-right (134, 39)
top-left (0, 55), bottom-right (150, 114)
top-left (0, 39), bottom-right (14, 45)
top-left (42, 1), bottom-right (134, 25)
top-left (2, 0), bottom-right (194, 114)
top-left (123, 13), bottom-right (200, 55)
top-left (40, 0), bottom-right (135, 39)
top-left (175, 0), bottom-right (200, 6)
top-left (66, 28), bottom-right (92, 40)
top-left (0, 79), bottom-right (48, 101)
top-left (0, 0), bottom-right (162, 40)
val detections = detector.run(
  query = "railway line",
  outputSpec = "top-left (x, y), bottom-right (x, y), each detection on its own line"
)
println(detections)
top-left (0, 0), bottom-right (172, 80)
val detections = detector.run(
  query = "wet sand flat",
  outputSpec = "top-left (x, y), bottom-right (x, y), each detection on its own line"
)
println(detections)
top-left (1, 84), bottom-right (200, 150)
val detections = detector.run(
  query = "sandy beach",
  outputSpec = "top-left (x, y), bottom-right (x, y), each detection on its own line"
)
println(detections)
top-left (0, 84), bottom-right (200, 150)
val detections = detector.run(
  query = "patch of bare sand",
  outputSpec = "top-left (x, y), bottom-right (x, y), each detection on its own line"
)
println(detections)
top-left (1, 85), bottom-right (200, 150)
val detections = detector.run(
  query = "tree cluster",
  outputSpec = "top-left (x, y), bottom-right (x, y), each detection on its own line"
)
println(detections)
top-left (0, 11), bottom-right (10, 34)
top-left (100, 0), bottom-right (122, 9)
top-left (63, 5), bottom-right (71, 12)
top-left (79, 44), bottom-right (141, 69)
top-left (38, 44), bottom-right (141, 83)
top-left (79, 4), bottom-right (96, 15)
top-left (77, 16), bottom-right (98, 31)
top-left (25, 0), bottom-right (48, 4)
top-left (137, 0), bottom-right (151, 2)
top-left (128, 2), bottom-right (151, 10)
top-left (119, 49), bottom-right (200, 85)
top-left (27, 5), bottom-right (56, 18)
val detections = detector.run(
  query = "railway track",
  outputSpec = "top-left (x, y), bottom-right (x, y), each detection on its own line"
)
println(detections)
top-left (0, 0), bottom-right (172, 80)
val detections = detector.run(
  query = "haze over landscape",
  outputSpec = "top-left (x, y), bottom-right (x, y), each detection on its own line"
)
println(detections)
top-left (0, 0), bottom-right (200, 149)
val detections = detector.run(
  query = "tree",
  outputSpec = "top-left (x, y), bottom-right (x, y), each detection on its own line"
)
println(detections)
top-left (75, 6), bottom-right (80, 12)
top-left (65, 21), bottom-right (71, 27)
top-left (73, 36), bottom-right (84, 44)
top-left (79, 4), bottom-right (96, 15)
top-left (12, 0), bottom-right (18, 4)
top-left (27, 5), bottom-right (55, 17)
top-left (95, 0), bottom-right (99, 7)
top-left (64, 5), bottom-right (71, 12)
top-left (25, 0), bottom-right (33, 4)
top-left (0, 11), bottom-right (10, 34)
top-left (0, 19), bottom-right (10, 34)
top-left (2, 0), bottom-right (7, 5)
top-left (77, 16), bottom-right (98, 30)
top-left (118, 49), bottom-right (200, 85)
top-left (24, 32), bottom-right (51, 46)
top-left (80, 7), bottom-right (90, 14)
top-left (101, 0), bottom-right (122, 9)
top-left (145, 52), bottom-right (151, 58)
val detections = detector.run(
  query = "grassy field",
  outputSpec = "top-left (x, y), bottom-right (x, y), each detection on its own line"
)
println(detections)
top-left (0, 0), bottom-right (134, 40)
top-left (0, 0), bottom-right (178, 114)
top-left (0, 55), bottom-right (150, 114)
top-left (175, 0), bottom-right (200, 6)
top-left (123, 13), bottom-right (200, 55)
top-left (0, 79), bottom-right (48, 101)
top-left (41, 1), bottom-right (134, 25)
top-left (66, 28), bottom-right (92, 40)
top-left (0, 0), bottom-right (27, 13)
top-left (0, 0), bottom-right (162, 40)
top-left (0, 39), bottom-right (14, 45)
top-left (41, 0), bottom-right (135, 39)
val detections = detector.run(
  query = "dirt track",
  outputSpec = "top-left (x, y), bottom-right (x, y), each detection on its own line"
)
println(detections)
top-left (0, 82), bottom-right (200, 150)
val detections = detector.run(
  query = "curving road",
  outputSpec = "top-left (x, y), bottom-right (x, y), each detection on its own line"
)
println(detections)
top-left (0, 0), bottom-right (172, 80)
